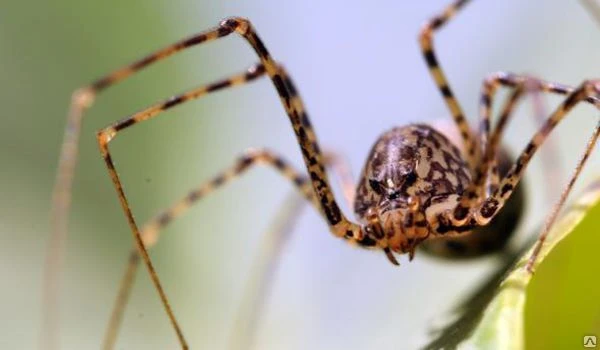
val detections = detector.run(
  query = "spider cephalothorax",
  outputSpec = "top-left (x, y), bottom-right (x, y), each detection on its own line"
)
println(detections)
top-left (354, 124), bottom-right (471, 261)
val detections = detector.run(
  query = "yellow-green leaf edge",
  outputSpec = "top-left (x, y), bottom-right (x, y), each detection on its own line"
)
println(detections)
top-left (459, 178), bottom-right (600, 349)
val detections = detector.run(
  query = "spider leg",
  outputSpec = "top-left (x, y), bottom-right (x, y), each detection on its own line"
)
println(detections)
top-left (102, 148), bottom-right (312, 350)
top-left (419, 0), bottom-right (478, 170)
top-left (526, 125), bottom-right (599, 272)
top-left (227, 151), bottom-right (355, 350)
top-left (481, 82), bottom-right (529, 197)
top-left (452, 73), bottom-right (597, 222)
top-left (103, 150), bottom-right (354, 349)
top-left (140, 149), bottom-right (316, 248)
top-left (98, 64), bottom-right (267, 348)
top-left (445, 79), bottom-right (600, 272)
top-left (483, 78), bottom-right (563, 199)
top-left (96, 18), bottom-right (362, 348)
top-left (529, 82), bottom-right (565, 199)
top-left (227, 190), bottom-right (306, 350)
top-left (44, 22), bottom-right (268, 349)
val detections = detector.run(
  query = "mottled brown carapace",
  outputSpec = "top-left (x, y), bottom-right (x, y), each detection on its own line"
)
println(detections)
top-left (351, 122), bottom-right (526, 264)
top-left (354, 125), bottom-right (472, 258)
top-left (44, 0), bottom-right (600, 349)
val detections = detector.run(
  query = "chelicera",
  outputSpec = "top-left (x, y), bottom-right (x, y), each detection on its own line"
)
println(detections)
top-left (44, 0), bottom-right (600, 348)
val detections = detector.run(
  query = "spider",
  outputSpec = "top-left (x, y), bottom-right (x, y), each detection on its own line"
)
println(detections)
top-left (43, 0), bottom-right (600, 349)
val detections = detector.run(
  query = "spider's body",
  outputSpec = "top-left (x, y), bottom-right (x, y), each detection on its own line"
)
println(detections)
top-left (355, 124), bottom-right (472, 257)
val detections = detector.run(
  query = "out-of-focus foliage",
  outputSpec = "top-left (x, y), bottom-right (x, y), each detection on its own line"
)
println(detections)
top-left (423, 178), bottom-right (600, 349)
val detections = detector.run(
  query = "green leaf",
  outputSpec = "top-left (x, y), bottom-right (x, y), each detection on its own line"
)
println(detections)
top-left (422, 178), bottom-right (600, 350)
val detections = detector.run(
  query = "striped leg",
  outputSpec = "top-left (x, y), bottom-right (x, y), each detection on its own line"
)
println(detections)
top-left (96, 18), bottom-right (362, 348)
top-left (102, 150), bottom-right (354, 349)
top-left (449, 80), bottom-right (600, 272)
top-left (479, 85), bottom-right (528, 197)
top-left (419, 0), bottom-right (478, 170)
top-left (525, 124), bottom-right (599, 272)
top-left (529, 81), bottom-right (564, 198)
top-left (98, 64), bottom-right (267, 348)
top-left (102, 149), bottom-right (312, 350)
top-left (453, 73), bottom-right (597, 222)
top-left (44, 18), bottom-right (268, 349)
top-left (484, 77), bottom-right (562, 198)
top-left (140, 149), bottom-right (315, 247)
top-left (47, 25), bottom-right (234, 350)
top-left (227, 151), bottom-right (355, 350)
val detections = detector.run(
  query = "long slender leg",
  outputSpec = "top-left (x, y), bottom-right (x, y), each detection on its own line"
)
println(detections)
top-left (102, 252), bottom-right (139, 350)
top-left (97, 17), bottom-right (362, 348)
top-left (481, 84), bottom-right (527, 196)
top-left (101, 148), bottom-right (312, 350)
top-left (526, 124), bottom-right (599, 271)
top-left (529, 83), bottom-right (564, 197)
top-left (227, 190), bottom-right (306, 350)
top-left (419, 0), bottom-right (478, 169)
top-left (139, 149), bottom-right (316, 248)
top-left (103, 150), bottom-right (355, 349)
top-left (227, 151), bottom-right (355, 350)
top-left (452, 73), bottom-right (597, 222)
top-left (447, 80), bottom-right (600, 271)
top-left (483, 78), bottom-right (546, 195)
top-left (42, 88), bottom-right (94, 350)
top-left (97, 64), bottom-right (267, 349)
top-left (484, 78), bottom-right (562, 198)
top-left (43, 22), bottom-right (262, 350)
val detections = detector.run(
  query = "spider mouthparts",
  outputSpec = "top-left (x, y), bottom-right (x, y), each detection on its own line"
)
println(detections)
top-left (408, 248), bottom-right (416, 261)
top-left (384, 247), bottom-right (400, 266)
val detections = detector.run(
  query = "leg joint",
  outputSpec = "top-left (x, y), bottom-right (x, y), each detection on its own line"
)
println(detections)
top-left (220, 17), bottom-right (251, 36)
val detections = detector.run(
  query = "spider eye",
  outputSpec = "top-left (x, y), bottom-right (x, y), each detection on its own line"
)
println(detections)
top-left (369, 179), bottom-right (384, 194)
top-left (402, 172), bottom-right (418, 189)
top-left (388, 191), bottom-right (401, 200)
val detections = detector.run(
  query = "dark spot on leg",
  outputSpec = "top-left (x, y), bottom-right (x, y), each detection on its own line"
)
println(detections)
top-left (272, 74), bottom-right (289, 99)
top-left (187, 191), bottom-right (201, 202)
top-left (440, 84), bottom-right (452, 97)
top-left (163, 95), bottom-right (184, 109)
top-left (480, 199), bottom-right (499, 219)
top-left (423, 49), bottom-right (437, 67)
top-left (293, 176), bottom-right (306, 187)
top-left (206, 79), bottom-right (232, 92)
top-left (114, 118), bottom-right (136, 132)
top-left (238, 154), bottom-right (255, 169)
top-left (183, 33), bottom-right (210, 47)
top-left (500, 183), bottom-right (513, 197)
top-left (212, 174), bottom-right (225, 186)
top-left (453, 205), bottom-right (468, 221)
top-left (273, 157), bottom-right (286, 170)
top-left (158, 213), bottom-right (171, 226)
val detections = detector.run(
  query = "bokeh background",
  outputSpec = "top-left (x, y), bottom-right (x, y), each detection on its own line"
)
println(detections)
top-left (1, 1), bottom-right (600, 349)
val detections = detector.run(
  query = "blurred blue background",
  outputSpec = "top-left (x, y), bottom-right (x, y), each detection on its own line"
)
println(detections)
top-left (1, 1), bottom-right (599, 349)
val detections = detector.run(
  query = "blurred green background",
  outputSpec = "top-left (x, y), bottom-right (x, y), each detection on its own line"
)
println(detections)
top-left (1, 1), bottom-right (599, 349)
